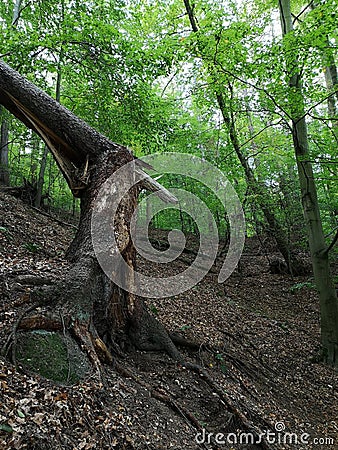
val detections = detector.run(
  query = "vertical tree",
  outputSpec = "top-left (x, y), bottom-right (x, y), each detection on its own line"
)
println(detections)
top-left (0, 0), bottom-right (22, 186)
top-left (278, 0), bottom-right (338, 366)
top-left (0, 107), bottom-right (9, 185)
top-left (182, 0), bottom-right (307, 274)
top-left (35, 49), bottom-right (63, 208)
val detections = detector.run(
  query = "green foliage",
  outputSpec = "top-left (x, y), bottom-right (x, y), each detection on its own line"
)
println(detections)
top-left (290, 281), bottom-right (315, 294)
top-left (0, 423), bottom-right (13, 433)
top-left (149, 304), bottom-right (159, 315)
top-left (23, 242), bottom-right (41, 253)
top-left (0, 0), bottom-right (337, 251)
top-left (180, 325), bottom-right (191, 331)
top-left (214, 352), bottom-right (227, 373)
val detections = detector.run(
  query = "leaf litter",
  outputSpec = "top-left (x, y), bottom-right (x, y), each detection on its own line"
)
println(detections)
top-left (0, 191), bottom-right (337, 449)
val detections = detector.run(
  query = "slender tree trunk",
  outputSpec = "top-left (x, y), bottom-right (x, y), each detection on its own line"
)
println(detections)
top-left (310, 2), bottom-right (338, 134)
top-left (322, 48), bottom-right (338, 145)
top-left (324, 64), bottom-right (337, 118)
top-left (12, 0), bottom-right (22, 25)
top-left (34, 145), bottom-right (48, 207)
top-left (35, 50), bottom-right (63, 208)
top-left (183, 0), bottom-right (307, 275)
top-left (0, 1), bottom-right (22, 186)
top-left (0, 108), bottom-right (10, 185)
top-left (279, 0), bottom-right (338, 366)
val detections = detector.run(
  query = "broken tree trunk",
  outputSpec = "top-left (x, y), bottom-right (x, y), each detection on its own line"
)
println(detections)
top-left (0, 60), bottom-right (181, 381)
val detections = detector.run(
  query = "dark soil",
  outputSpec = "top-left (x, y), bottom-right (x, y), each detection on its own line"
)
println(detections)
top-left (0, 191), bottom-right (337, 449)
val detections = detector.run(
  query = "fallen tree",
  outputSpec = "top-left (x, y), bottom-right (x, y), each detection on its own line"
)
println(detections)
top-left (0, 59), bottom-right (182, 381)
top-left (0, 61), bottom-right (279, 447)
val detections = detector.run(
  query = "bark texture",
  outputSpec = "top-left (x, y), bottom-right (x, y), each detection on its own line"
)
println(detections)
top-left (0, 107), bottom-right (10, 185)
top-left (279, 0), bottom-right (338, 367)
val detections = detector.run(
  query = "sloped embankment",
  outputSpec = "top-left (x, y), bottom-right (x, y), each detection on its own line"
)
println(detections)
top-left (0, 191), bottom-right (337, 449)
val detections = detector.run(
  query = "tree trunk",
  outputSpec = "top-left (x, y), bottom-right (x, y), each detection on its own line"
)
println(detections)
top-left (0, 107), bottom-right (10, 185)
top-left (0, 59), bottom-right (181, 381)
top-left (35, 49), bottom-right (63, 208)
top-left (12, 0), bottom-right (22, 26)
top-left (34, 145), bottom-right (48, 207)
top-left (279, 0), bottom-right (338, 367)
top-left (310, 2), bottom-right (338, 138)
top-left (183, 0), bottom-right (308, 275)
top-left (0, 0), bottom-right (22, 186)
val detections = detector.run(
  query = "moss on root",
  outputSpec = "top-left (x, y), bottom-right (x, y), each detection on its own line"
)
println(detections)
top-left (16, 331), bottom-right (91, 384)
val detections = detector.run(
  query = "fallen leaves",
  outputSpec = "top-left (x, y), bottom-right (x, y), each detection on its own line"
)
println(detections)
top-left (0, 191), bottom-right (337, 449)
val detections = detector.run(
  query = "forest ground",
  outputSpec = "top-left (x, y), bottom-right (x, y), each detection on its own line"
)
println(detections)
top-left (0, 191), bottom-right (337, 450)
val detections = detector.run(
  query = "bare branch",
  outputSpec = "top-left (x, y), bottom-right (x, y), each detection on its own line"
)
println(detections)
top-left (135, 169), bottom-right (178, 204)
top-left (321, 229), bottom-right (338, 256)
top-left (239, 119), bottom-right (284, 149)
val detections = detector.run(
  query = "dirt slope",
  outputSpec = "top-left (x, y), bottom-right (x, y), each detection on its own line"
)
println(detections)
top-left (0, 191), bottom-right (337, 449)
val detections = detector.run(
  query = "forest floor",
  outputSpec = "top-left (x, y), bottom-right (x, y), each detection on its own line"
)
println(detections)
top-left (0, 190), bottom-right (337, 450)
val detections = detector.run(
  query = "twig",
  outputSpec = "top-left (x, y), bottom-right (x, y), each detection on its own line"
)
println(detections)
top-left (114, 361), bottom-right (211, 448)
top-left (1, 302), bottom-right (38, 367)
top-left (31, 206), bottom-right (78, 229)
top-left (12, 1), bottom-right (32, 26)
top-left (321, 229), bottom-right (338, 256)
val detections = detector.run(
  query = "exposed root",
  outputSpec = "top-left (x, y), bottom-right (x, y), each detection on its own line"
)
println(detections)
top-left (19, 314), bottom-right (62, 331)
top-left (128, 307), bottom-right (184, 361)
top-left (169, 331), bottom-right (203, 351)
top-left (92, 337), bottom-right (113, 364)
top-left (72, 319), bottom-right (108, 383)
top-left (1, 303), bottom-right (39, 367)
top-left (181, 361), bottom-right (274, 450)
top-left (162, 331), bottom-right (276, 447)
top-left (114, 361), bottom-right (212, 448)
top-left (115, 357), bottom-right (273, 450)
top-left (2, 300), bottom-right (113, 385)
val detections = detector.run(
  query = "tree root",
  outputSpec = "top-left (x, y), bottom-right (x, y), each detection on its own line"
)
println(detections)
top-left (169, 331), bottom-right (203, 351)
top-left (128, 307), bottom-right (184, 361)
top-left (3, 299), bottom-right (273, 449)
top-left (72, 319), bottom-right (107, 383)
top-left (115, 357), bottom-right (273, 450)
top-left (19, 314), bottom-right (62, 331)
top-left (1, 303), bottom-right (39, 367)
top-left (181, 361), bottom-right (273, 449)
top-left (2, 304), bottom-right (113, 385)
top-left (137, 324), bottom-right (274, 447)
top-left (113, 361), bottom-right (213, 449)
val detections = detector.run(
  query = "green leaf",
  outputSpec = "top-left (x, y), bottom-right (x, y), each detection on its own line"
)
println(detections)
top-left (17, 410), bottom-right (25, 418)
top-left (0, 423), bottom-right (13, 433)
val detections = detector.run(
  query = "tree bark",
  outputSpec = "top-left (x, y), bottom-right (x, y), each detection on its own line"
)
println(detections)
top-left (0, 59), bottom-right (181, 380)
top-left (279, 0), bottom-right (338, 367)
top-left (35, 50), bottom-right (63, 208)
top-left (0, 0), bottom-right (22, 186)
top-left (0, 107), bottom-right (10, 185)
top-left (309, 1), bottom-right (338, 140)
